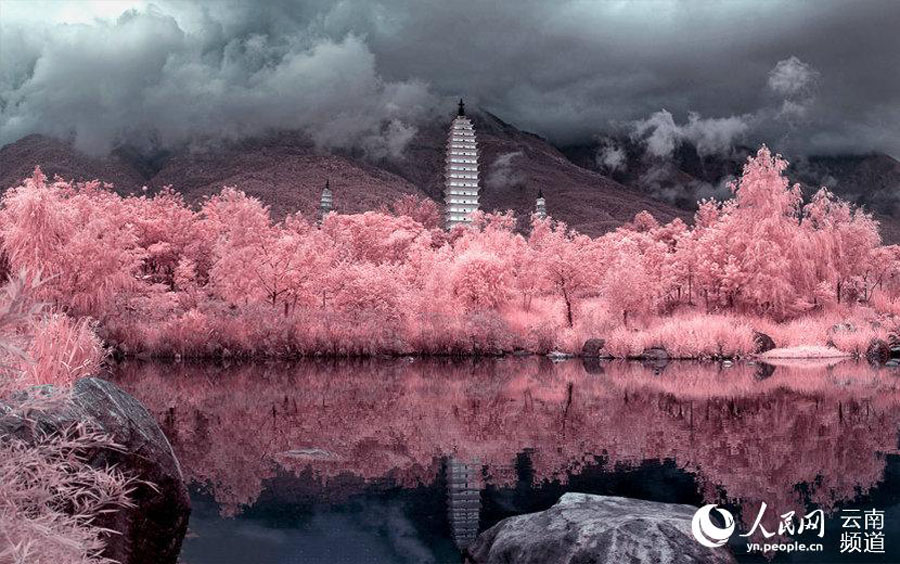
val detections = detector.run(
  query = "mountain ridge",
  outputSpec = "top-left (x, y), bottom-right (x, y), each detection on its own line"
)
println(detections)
top-left (2, 112), bottom-right (897, 241)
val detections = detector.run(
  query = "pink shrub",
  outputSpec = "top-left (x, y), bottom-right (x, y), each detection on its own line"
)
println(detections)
top-left (754, 311), bottom-right (887, 355)
top-left (22, 314), bottom-right (105, 388)
top-left (870, 292), bottom-right (900, 316)
top-left (828, 325), bottom-right (885, 355)
top-left (450, 250), bottom-right (512, 311)
top-left (0, 274), bottom-right (104, 395)
top-left (605, 313), bottom-right (755, 358)
top-left (504, 298), bottom-right (568, 351)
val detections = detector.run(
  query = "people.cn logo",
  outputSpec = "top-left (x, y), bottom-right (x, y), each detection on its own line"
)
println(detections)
top-left (691, 504), bottom-right (736, 548)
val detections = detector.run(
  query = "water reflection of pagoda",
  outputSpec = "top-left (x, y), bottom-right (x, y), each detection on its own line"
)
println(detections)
top-left (446, 457), bottom-right (483, 551)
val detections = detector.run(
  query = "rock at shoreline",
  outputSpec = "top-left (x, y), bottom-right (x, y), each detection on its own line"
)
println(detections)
top-left (0, 378), bottom-right (190, 564)
top-left (866, 339), bottom-right (891, 364)
top-left (468, 493), bottom-right (737, 564)
top-left (752, 331), bottom-right (776, 354)
top-left (635, 347), bottom-right (670, 373)
top-left (548, 350), bottom-right (575, 362)
top-left (637, 347), bottom-right (670, 361)
top-left (580, 338), bottom-right (607, 358)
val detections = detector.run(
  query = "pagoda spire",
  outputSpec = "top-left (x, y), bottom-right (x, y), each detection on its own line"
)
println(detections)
top-left (444, 100), bottom-right (480, 229)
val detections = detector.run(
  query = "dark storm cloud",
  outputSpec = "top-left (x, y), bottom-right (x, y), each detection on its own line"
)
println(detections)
top-left (1, 0), bottom-right (898, 157)
top-left (0, 3), bottom-right (435, 155)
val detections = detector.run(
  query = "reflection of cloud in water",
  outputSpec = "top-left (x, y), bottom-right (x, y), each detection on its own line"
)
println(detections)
top-left (182, 496), bottom-right (442, 564)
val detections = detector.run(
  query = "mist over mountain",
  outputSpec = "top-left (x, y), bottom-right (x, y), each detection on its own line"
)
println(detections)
top-left (0, 108), bottom-right (687, 237)
top-left (4, 105), bottom-right (899, 242)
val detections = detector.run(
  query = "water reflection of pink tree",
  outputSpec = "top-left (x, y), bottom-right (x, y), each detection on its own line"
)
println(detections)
top-left (115, 359), bottom-right (900, 522)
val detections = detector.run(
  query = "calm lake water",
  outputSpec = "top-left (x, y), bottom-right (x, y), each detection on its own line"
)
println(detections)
top-left (111, 358), bottom-right (900, 563)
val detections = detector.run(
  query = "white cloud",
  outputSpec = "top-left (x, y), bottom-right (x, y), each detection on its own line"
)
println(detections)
top-left (630, 110), bottom-right (749, 158)
top-left (765, 56), bottom-right (821, 131)
top-left (682, 113), bottom-right (750, 156)
top-left (768, 56), bottom-right (819, 97)
top-left (631, 110), bottom-right (681, 158)
top-left (595, 140), bottom-right (627, 172)
top-left (485, 151), bottom-right (525, 189)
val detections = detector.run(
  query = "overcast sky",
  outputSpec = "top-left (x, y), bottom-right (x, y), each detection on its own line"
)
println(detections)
top-left (1, 0), bottom-right (898, 158)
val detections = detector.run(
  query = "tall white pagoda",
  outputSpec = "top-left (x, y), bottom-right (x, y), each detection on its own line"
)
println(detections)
top-left (444, 99), bottom-right (480, 229)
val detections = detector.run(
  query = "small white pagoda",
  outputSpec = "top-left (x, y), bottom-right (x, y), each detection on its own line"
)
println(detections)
top-left (444, 99), bottom-right (480, 229)
top-left (535, 189), bottom-right (547, 220)
top-left (319, 179), bottom-right (333, 223)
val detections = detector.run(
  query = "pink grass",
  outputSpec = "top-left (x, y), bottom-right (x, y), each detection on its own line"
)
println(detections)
top-left (0, 422), bottom-right (135, 564)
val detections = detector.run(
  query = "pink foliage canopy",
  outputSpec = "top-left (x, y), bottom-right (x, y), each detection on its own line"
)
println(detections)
top-left (0, 146), bottom-right (897, 356)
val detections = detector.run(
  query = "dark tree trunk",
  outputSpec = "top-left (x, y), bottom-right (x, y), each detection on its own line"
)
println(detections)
top-left (562, 288), bottom-right (573, 327)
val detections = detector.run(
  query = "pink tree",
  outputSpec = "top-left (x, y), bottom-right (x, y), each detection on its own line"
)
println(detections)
top-left (388, 194), bottom-right (442, 230)
top-left (332, 262), bottom-right (406, 322)
top-left (531, 218), bottom-right (596, 327)
top-left (510, 236), bottom-right (541, 310)
top-left (685, 147), bottom-right (811, 317)
top-left (203, 188), bottom-right (274, 306)
top-left (450, 250), bottom-right (512, 311)
top-left (126, 187), bottom-right (207, 289)
top-left (803, 188), bottom-right (880, 304)
top-left (322, 211), bottom-right (433, 264)
top-left (600, 233), bottom-right (653, 325)
top-left (0, 169), bottom-right (145, 317)
top-left (447, 212), bottom-right (522, 312)
top-left (0, 168), bottom-right (74, 279)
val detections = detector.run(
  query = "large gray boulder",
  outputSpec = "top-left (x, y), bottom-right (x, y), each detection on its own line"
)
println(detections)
top-left (0, 377), bottom-right (190, 564)
top-left (468, 493), bottom-right (736, 564)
